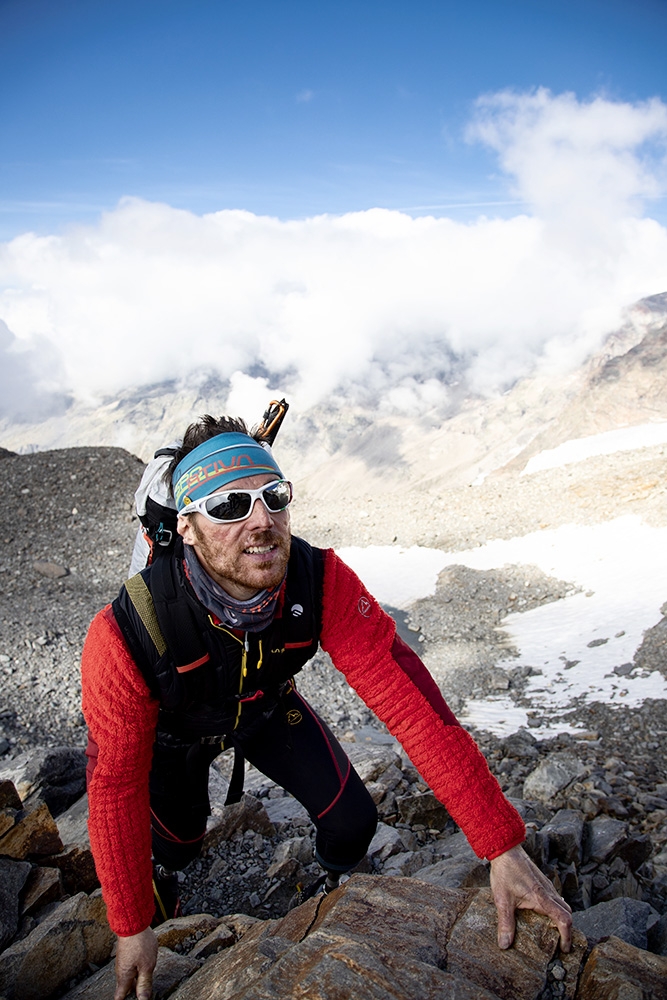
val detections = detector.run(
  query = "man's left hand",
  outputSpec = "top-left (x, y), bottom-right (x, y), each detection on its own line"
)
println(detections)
top-left (489, 844), bottom-right (572, 952)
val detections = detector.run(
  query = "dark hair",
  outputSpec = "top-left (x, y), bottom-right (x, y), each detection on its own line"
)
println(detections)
top-left (165, 414), bottom-right (261, 491)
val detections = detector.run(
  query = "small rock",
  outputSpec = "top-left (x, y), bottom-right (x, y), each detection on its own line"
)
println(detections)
top-left (262, 793), bottom-right (309, 829)
top-left (264, 857), bottom-right (299, 881)
top-left (572, 897), bottom-right (661, 950)
top-left (40, 844), bottom-right (100, 895)
top-left (382, 850), bottom-right (430, 877)
top-left (619, 832), bottom-right (653, 872)
top-left (0, 780), bottom-right (22, 811)
top-left (32, 561), bottom-right (69, 579)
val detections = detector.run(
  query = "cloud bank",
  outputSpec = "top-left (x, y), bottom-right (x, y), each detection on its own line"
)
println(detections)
top-left (1, 89), bottom-right (666, 420)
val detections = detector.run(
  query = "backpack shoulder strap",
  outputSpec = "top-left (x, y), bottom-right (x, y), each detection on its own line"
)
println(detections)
top-left (149, 548), bottom-right (211, 672)
top-left (124, 573), bottom-right (167, 656)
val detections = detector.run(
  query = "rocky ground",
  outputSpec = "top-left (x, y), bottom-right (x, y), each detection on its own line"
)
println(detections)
top-left (0, 442), bottom-right (666, 970)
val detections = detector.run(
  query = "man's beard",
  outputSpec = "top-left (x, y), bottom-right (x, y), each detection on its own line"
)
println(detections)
top-left (191, 522), bottom-right (291, 593)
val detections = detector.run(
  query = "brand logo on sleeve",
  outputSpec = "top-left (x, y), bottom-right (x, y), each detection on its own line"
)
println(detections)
top-left (358, 596), bottom-right (371, 617)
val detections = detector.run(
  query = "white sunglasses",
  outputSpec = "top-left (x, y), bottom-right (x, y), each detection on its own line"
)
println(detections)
top-left (180, 479), bottom-right (293, 523)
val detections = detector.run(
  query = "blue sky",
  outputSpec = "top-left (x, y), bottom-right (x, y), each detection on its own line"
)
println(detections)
top-left (2, 0), bottom-right (666, 237)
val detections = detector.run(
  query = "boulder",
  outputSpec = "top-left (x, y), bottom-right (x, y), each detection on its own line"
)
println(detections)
top-left (40, 844), bottom-right (99, 894)
top-left (412, 855), bottom-right (489, 889)
top-left (584, 815), bottom-right (628, 864)
top-left (618, 832), bottom-right (653, 872)
top-left (523, 754), bottom-right (587, 804)
top-left (268, 835), bottom-right (313, 869)
top-left (381, 850), bottom-right (431, 877)
top-left (367, 822), bottom-right (405, 862)
top-left (189, 922), bottom-right (236, 959)
top-left (262, 794), bottom-right (309, 830)
top-left (203, 793), bottom-right (275, 850)
top-left (56, 793), bottom-right (90, 848)
top-left (0, 890), bottom-right (114, 1000)
top-left (154, 913), bottom-right (222, 951)
top-left (342, 743), bottom-right (401, 784)
top-left (0, 859), bottom-right (31, 951)
top-left (396, 790), bottom-right (449, 828)
top-left (0, 801), bottom-right (63, 858)
top-left (0, 780), bottom-right (22, 811)
top-left (572, 897), bottom-right (661, 950)
top-left (0, 747), bottom-right (87, 816)
top-left (541, 809), bottom-right (585, 865)
top-left (576, 935), bottom-right (667, 1000)
top-left (20, 865), bottom-right (64, 916)
top-left (647, 912), bottom-right (667, 956)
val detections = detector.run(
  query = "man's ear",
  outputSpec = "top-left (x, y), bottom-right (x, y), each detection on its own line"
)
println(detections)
top-left (176, 513), bottom-right (197, 545)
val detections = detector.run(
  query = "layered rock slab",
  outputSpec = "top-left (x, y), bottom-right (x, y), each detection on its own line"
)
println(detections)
top-left (171, 875), bottom-right (579, 1000)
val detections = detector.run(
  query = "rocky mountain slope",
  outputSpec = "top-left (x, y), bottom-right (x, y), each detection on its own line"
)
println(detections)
top-left (1, 293), bottom-right (666, 496)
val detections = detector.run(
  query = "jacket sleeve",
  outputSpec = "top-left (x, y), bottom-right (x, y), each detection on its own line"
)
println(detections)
top-left (319, 549), bottom-right (525, 860)
top-left (81, 604), bottom-right (159, 936)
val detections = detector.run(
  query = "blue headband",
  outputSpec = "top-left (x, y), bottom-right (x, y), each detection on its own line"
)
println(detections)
top-left (172, 432), bottom-right (283, 511)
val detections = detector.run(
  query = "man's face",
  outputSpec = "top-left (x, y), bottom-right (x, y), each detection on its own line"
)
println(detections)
top-left (176, 473), bottom-right (291, 600)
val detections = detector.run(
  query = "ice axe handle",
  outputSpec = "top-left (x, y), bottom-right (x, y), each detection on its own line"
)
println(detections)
top-left (257, 398), bottom-right (289, 446)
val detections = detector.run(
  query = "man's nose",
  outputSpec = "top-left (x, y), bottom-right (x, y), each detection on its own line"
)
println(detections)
top-left (246, 497), bottom-right (273, 528)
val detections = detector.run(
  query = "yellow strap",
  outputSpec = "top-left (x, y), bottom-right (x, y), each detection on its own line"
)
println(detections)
top-left (124, 574), bottom-right (167, 657)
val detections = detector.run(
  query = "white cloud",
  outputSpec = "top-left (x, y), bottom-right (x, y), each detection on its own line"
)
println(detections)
top-left (0, 90), bottom-right (666, 419)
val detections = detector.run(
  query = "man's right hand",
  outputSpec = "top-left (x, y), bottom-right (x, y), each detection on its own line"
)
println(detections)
top-left (114, 927), bottom-right (158, 1000)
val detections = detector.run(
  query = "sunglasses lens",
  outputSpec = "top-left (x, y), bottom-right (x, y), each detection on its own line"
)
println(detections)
top-left (263, 481), bottom-right (292, 511)
top-left (204, 492), bottom-right (252, 521)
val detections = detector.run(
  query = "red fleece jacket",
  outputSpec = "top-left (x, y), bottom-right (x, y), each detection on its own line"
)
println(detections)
top-left (81, 548), bottom-right (524, 936)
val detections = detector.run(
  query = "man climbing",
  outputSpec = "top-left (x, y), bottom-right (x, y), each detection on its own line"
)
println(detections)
top-left (81, 414), bottom-right (572, 1000)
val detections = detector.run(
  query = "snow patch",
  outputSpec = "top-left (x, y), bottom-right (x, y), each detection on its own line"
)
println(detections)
top-left (336, 545), bottom-right (449, 609)
top-left (523, 422), bottom-right (667, 475)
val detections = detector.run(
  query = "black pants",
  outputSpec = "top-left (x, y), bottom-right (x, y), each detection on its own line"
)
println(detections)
top-left (149, 686), bottom-right (378, 873)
